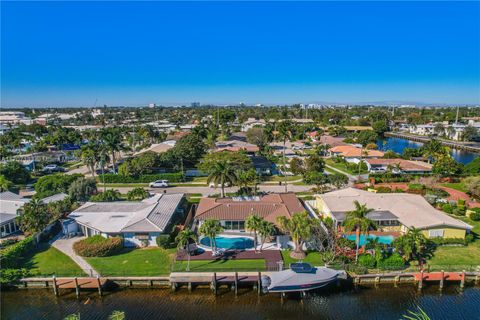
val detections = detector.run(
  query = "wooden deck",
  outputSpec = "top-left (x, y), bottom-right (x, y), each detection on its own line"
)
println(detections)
top-left (55, 277), bottom-right (108, 289)
top-left (414, 271), bottom-right (464, 282)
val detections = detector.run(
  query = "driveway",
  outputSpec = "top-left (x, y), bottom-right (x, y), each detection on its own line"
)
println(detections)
top-left (51, 236), bottom-right (100, 277)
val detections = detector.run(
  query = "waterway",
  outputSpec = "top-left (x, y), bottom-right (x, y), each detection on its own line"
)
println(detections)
top-left (2, 285), bottom-right (480, 320)
top-left (377, 137), bottom-right (479, 165)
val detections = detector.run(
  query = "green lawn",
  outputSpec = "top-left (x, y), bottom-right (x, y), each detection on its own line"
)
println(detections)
top-left (19, 244), bottom-right (86, 277)
top-left (264, 175), bottom-right (303, 182)
top-left (325, 159), bottom-right (367, 175)
top-left (281, 250), bottom-right (323, 267)
top-left (441, 182), bottom-right (467, 193)
top-left (172, 259), bottom-right (266, 272)
top-left (428, 216), bottom-right (480, 268)
top-left (85, 248), bottom-right (176, 276)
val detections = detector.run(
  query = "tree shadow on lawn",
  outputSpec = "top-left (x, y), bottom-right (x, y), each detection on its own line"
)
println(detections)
top-left (16, 242), bottom-right (51, 270)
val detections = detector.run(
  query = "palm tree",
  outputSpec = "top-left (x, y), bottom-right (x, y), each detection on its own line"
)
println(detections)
top-left (206, 160), bottom-right (237, 198)
top-left (343, 201), bottom-right (377, 262)
top-left (236, 169), bottom-right (258, 196)
top-left (199, 219), bottom-right (223, 255)
top-left (277, 120), bottom-right (293, 192)
top-left (79, 145), bottom-right (97, 177)
top-left (102, 129), bottom-right (123, 173)
top-left (277, 211), bottom-right (314, 259)
top-left (405, 227), bottom-right (428, 266)
top-left (0, 175), bottom-right (13, 192)
top-left (245, 214), bottom-right (263, 251)
top-left (175, 229), bottom-right (198, 271)
top-left (258, 220), bottom-right (276, 252)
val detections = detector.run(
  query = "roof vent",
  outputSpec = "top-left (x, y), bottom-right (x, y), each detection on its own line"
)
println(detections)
top-left (251, 207), bottom-right (254, 211)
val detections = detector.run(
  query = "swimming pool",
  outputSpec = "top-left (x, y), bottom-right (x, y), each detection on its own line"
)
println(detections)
top-left (200, 236), bottom-right (254, 250)
top-left (345, 234), bottom-right (394, 246)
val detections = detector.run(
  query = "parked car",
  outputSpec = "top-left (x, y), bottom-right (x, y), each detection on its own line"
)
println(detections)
top-left (42, 164), bottom-right (65, 172)
top-left (149, 180), bottom-right (169, 188)
top-left (209, 182), bottom-right (231, 188)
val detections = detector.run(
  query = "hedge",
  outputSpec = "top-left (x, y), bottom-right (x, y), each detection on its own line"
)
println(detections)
top-left (0, 236), bottom-right (35, 269)
top-left (99, 173), bottom-right (184, 183)
top-left (377, 253), bottom-right (405, 270)
top-left (156, 234), bottom-right (172, 249)
top-left (73, 235), bottom-right (123, 257)
top-left (430, 237), bottom-right (469, 246)
top-left (0, 268), bottom-right (31, 285)
top-left (358, 254), bottom-right (376, 268)
top-left (470, 210), bottom-right (480, 221)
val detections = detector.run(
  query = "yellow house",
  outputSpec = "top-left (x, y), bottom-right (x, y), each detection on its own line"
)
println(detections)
top-left (314, 188), bottom-right (472, 239)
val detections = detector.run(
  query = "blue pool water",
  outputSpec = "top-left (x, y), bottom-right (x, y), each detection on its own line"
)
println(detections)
top-left (345, 234), bottom-right (394, 246)
top-left (200, 236), bottom-right (254, 250)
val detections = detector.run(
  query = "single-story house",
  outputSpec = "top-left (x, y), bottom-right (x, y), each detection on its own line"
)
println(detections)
top-left (314, 188), bottom-right (472, 239)
top-left (68, 193), bottom-right (185, 247)
top-left (214, 140), bottom-right (259, 153)
top-left (250, 156), bottom-right (276, 175)
top-left (241, 118), bottom-right (267, 132)
top-left (134, 142), bottom-right (173, 156)
top-left (40, 193), bottom-right (69, 204)
top-left (365, 159), bottom-right (432, 174)
top-left (329, 145), bottom-right (384, 160)
top-left (0, 191), bottom-right (30, 238)
top-left (195, 193), bottom-right (306, 232)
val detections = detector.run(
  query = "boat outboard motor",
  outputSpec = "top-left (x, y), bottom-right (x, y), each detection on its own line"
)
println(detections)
top-left (261, 275), bottom-right (271, 293)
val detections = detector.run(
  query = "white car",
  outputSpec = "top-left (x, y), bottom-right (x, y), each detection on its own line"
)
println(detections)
top-left (42, 164), bottom-right (64, 172)
top-left (209, 182), bottom-right (231, 188)
top-left (149, 180), bottom-right (169, 188)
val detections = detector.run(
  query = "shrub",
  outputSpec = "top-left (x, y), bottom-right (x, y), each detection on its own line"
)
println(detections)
top-left (452, 208), bottom-right (465, 216)
top-left (457, 199), bottom-right (466, 206)
top-left (99, 173), bottom-right (184, 184)
top-left (0, 236), bottom-right (35, 268)
top-left (430, 237), bottom-right (468, 246)
top-left (337, 237), bottom-right (356, 250)
top-left (470, 210), bottom-right (480, 221)
top-left (0, 268), bottom-right (31, 285)
top-left (90, 189), bottom-right (122, 202)
top-left (465, 234), bottom-right (474, 243)
top-left (156, 234), bottom-right (172, 248)
top-left (441, 203), bottom-right (453, 214)
top-left (375, 186), bottom-right (391, 193)
top-left (408, 183), bottom-right (425, 193)
top-left (377, 253), bottom-right (405, 270)
top-left (73, 235), bottom-right (123, 257)
top-left (358, 254), bottom-right (376, 268)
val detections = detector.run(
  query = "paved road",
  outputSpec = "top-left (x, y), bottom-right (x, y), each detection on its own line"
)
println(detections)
top-left (107, 184), bottom-right (313, 196)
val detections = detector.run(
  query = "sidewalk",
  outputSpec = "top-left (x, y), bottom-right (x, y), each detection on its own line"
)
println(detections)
top-left (51, 235), bottom-right (100, 277)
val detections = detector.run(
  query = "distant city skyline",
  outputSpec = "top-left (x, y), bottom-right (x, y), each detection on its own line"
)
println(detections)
top-left (1, 1), bottom-right (479, 107)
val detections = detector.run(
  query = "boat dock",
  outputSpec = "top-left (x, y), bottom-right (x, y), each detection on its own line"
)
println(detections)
top-left (353, 271), bottom-right (480, 289)
top-left (385, 132), bottom-right (480, 152)
top-left (19, 276), bottom-right (108, 297)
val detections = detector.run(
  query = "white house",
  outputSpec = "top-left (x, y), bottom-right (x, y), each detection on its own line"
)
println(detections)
top-left (68, 193), bottom-right (185, 247)
top-left (241, 118), bottom-right (267, 132)
top-left (0, 191), bottom-right (30, 238)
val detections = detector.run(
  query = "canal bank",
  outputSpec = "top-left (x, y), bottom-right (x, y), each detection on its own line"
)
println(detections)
top-left (378, 134), bottom-right (479, 164)
top-left (2, 284), bottom-right (480, 320)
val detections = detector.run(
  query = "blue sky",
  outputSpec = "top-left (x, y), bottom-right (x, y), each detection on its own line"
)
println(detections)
top-left (1, 1), bottom-right (479, 107)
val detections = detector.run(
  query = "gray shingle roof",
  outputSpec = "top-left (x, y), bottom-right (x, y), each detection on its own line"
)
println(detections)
top-left (0, 191), bottom-right (27, 202)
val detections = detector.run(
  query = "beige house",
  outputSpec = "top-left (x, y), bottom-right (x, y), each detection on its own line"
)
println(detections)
top-left (314, 188), bottom-right (471, 239)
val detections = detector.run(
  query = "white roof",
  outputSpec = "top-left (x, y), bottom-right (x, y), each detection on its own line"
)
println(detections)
top-left (40, 193), bottom-right (68, 204)
top-left (319, 188), bottom-right (471, 230)
top-left (68, 193), bottom-right (184, 233)
top-left (0, 191), bottom-right (29, 202)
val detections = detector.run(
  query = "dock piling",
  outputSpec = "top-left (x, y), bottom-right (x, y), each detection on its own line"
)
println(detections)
top-left (74, 277), bottom-right (80, 298)
top-left (234, 272), bottom-right (238, 296)
top-left (53, 276), bottom-right (58, 296)
top-left (418, 270), bottom-right (423, 290)
top-left (460, 271), bottom-right (465, 289)
top-left (439, 270), bottom-right (444, 290)
top-left (257, 272), bottom-right (262, 296)
top-left (212, 272), bottom-right (217, 295)
top-left (96, 276), bottom-right (102, 296)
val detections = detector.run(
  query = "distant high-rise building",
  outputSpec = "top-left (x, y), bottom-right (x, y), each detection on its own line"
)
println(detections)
top-left (148, 103), bottom-right (156, 108)
top-left (191, 102), bottom-right (201, 108)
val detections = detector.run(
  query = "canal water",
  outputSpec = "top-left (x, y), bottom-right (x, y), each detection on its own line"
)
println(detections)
top-left (377, 137), bottom-right (479, 165)
top-left (2, 285), bottom-right (480, 320)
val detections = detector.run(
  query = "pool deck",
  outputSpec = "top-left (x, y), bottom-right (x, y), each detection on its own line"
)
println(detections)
top-left (176, 249), bottom-right (283, 270)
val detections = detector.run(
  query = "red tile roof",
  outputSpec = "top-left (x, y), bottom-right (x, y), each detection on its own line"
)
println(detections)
top-left (195, 193), bottom-right (305, 224)
top-left (329, 145), bottom-right (384, 158)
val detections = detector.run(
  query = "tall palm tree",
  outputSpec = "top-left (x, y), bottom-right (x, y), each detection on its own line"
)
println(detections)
top-left (199, 219), bottom-right (223, 255)
top-left (258, 220), bottom-right (276, 252)
top-left (206, 160), bottom-right (237, 198)
top-left (236, 169), bottom-right (258, 196)
top-left (245, 214), bottom-right (263, 251)
top-left (405, 227), bottom-right (427, 265)
top-left (102, 129), bottom-right (123, 173)
top-left (343, 201), bottom-right (377, 262)
top-left (277, 120), bottom-right (293, 192)
top-left (175, 230), bottom-right (198, 271)
top-left (79, 145), bottom-right (97, 177)
top-left (277, 211), bottom-right (314, 259)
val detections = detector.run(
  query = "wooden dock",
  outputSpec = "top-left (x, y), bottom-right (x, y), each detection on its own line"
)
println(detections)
top-left (20, 276), bottom-right (108, 297)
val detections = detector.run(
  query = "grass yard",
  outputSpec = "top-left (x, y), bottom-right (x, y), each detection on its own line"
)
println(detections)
top-left (85, 248), bottom-right (176, 276)
top-left (325, 159), bottom-right (367, 175)
top-left (172, 258), bottom-right (266, 272)
top-left (265, 175), bottom-right (303, 182)
top-left (281, 250), bottom-right (323, 267)
top-left (441, 182), bottom-right (467, 193)
top-left (428, 216), bottom-right (480, 268)
top-left (19, 244), bottom-right (86, 277)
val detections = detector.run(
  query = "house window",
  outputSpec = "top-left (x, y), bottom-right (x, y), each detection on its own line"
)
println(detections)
top-left (429, 229), bottom-right (444, 238)
top-left (135, 234), bottom-right (149, 240)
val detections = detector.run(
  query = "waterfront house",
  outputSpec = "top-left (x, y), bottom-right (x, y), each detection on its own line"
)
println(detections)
top-left (328, 145), bottom-right (384, 160)
top-left (314, 188), bottom-right (472, 239)
top-left (194, 193), bottom-right (305, 232)
top-left (0, 191), bottom-right (30, 238)
top-left (68, 193), bottom-right (185, 247)
top-left (364, 158), bottom-right (432, 174)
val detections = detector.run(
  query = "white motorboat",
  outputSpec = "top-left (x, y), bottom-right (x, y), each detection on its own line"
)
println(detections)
top-left (262, 263), bottom-right (347, 293)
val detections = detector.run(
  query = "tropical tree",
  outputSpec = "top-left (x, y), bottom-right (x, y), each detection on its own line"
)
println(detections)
top-left (236, 168), bottom-right (258, 196)
top-left (101, 129), bottom-right (123, 173)
top-left (393, 227), bottom-right (428, 266)
top-left (328, 173), bottom-right (349, 190)
top-left (90, 189), bottom-right (121, 202)
top-left (0, 175), bottom-right (13, 192)
top-left (258, 220), bottom-right (276, 252)
top-left (198, 219), bottom-right (223, 255)
top-left (175, 229), bottom-right (198, 271)
top-left (126, 187), bottom-right (149, 200)
top-left (198, 151), bottom-right (252, 197)
top-left (343, 201), bottom-right (376, 262)
top-left (78, 144), bottom-right (98, 177)
top-left (17, 198), bottom-right (51, 236)
top-left (245, 214), bottom-right (263, 251)
top-left (277, 120), bottom-right (293, 192)
top-left (277, 211), bottom-right (315, 259)
top-left (68, 177), bottom-right (97, 202)
top-left (421, 139), bottom-right (448, 163)
top-left (303, 171), bottom-right (329, 193)
top-left (433, 123), bottom-right (445, 136)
